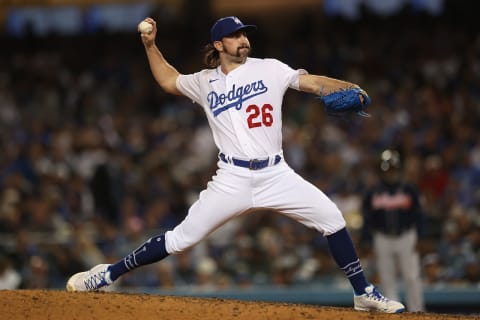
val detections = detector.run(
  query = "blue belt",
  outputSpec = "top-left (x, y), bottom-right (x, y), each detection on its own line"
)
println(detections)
top-left (219, 153), bottom-right (282, 170)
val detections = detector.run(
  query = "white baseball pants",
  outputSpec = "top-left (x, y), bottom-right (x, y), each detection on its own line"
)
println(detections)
top-left (165, 160), bottom-right (346, 254)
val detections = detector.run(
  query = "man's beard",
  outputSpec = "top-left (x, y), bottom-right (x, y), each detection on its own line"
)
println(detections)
top-left (224, 45), bottom-right (250, 59)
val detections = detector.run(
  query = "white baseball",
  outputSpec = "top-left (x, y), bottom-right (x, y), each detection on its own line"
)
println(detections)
top-left (138, 21), bottom-right (153, 34)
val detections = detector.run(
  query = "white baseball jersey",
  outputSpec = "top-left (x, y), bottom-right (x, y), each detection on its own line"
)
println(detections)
top-left (176, 58), bottom-right (306, 158)
top-left (165, 57), bottom-right (345, 255)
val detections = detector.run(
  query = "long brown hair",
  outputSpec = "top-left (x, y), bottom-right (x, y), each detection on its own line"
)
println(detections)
top-left (203, 43), bottom-right (220, 69)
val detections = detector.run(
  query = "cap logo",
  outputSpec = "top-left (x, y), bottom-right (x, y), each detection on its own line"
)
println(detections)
top-left (233, 17), bottom-right (242, 25)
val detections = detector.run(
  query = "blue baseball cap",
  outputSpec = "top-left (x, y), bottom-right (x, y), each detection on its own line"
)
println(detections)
top-left (210, 16), bottom-right (256, 42)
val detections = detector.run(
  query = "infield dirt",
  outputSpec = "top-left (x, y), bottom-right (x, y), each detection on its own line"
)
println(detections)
top-left (0, 290), bottom-right (476, 320)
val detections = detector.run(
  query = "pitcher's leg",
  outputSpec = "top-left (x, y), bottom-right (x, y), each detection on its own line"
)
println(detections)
top-left (257, 167), bottom-right (368, 294)
top-left (326, 227), bottom-right (370, 294)
top-left (256, 166), bottom-right (404, 312)
top-left (67, 166), bottom-right (252, 292)
top-left (108, 172), bottom-right (251, 282)
top-left (165, 182), bottom-right (251, 254)
top-left (255, 164), bottom-right (346, 235)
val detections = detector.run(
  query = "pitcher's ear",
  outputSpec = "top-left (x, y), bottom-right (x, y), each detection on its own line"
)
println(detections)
top-left (213, 41), bottom-right (223, 52)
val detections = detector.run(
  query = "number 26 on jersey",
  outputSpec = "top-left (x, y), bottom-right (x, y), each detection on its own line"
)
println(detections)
top-left (246, 104), bottom-right (273, 128)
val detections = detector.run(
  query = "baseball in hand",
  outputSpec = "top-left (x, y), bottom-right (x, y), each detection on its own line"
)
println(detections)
top-left (138, 21), bottom-right (153, 34)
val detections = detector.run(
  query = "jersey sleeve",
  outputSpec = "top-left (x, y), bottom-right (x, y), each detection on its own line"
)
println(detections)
top-left (268, 59), bottom-right (308, 91)
top-left (176, 72), bottom-right (203, 105)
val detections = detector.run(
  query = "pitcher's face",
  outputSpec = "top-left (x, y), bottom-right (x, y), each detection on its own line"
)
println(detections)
top-left (218, 30), bottom-right (251, 61)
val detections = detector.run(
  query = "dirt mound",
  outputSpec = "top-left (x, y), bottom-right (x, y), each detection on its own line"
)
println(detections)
top-left (0, 290), bottom-right (475, 320)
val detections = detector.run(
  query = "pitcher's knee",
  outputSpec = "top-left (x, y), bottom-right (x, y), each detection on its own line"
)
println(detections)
top-left (322, 220), bottom-right (347, 236)
top-left (312, 204), bottom-right (346, 236)
top-left (165, 230), bottom-right (202, 255)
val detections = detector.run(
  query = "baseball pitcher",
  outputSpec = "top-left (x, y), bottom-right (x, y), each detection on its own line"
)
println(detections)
top-left (66, 16), bottom-right (404, 313)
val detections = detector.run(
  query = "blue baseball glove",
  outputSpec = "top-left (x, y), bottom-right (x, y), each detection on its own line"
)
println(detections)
top-left (318, 87), bottom-right (371, 117)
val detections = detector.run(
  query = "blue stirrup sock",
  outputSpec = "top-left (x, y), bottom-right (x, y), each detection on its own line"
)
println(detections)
top-left (108, 234), bottom-right (169, 282)
top-left (326, 227), bottom-right (369, 295)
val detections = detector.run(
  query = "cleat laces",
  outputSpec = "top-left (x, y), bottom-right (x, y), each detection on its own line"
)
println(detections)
top-left (366, 287), bottom-right (389, 303)
top-left (84, 270), bottom-right (108, 291)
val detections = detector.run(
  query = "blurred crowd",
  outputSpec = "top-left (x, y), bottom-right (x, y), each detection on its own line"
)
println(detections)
top-left (0, 6), bottom-right (479, 292)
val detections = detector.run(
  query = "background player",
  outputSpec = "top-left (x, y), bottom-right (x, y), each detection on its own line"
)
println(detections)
top-left (66, 16), bottom-right (405, 313)
top-left (362, 149), bottom-right (425, 312)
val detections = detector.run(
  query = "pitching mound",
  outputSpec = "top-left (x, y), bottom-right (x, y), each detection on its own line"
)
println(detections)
top-left (0, 290), bottom-right (475, 320)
